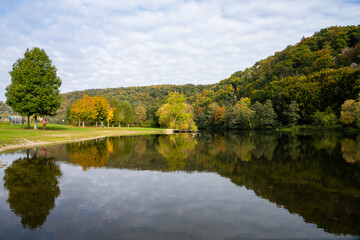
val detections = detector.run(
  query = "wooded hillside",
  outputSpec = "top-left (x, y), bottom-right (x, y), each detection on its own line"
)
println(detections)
top-left (13, 25), bottom-right (360, 128)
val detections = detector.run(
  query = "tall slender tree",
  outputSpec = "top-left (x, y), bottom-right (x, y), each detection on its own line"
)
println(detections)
top-left (5, 47), bottom-right (62, 129)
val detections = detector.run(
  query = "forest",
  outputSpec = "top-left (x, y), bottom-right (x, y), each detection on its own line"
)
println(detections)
top-left (5, 25), bottom-right (360, 129)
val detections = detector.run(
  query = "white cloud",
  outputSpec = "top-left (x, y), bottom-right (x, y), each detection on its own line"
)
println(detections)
top-left (0, 0), bottom-right (359, 101)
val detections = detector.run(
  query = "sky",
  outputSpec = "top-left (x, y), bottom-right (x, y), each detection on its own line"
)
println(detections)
top-left (0, 0), bottom-right (359, 102)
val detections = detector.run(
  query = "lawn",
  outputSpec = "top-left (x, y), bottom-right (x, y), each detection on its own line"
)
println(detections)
top-left (0, 122), bottom-right (165, 152)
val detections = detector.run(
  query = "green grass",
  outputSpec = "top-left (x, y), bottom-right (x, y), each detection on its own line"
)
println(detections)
top-left (0, 122), bottom-right (165, 150)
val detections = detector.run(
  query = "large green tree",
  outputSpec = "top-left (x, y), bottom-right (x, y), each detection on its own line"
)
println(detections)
top-left (5, 47), bottom-right (62, 129)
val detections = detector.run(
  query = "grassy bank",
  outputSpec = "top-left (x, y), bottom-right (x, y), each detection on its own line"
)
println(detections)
top-left (0, 122), bottom-right (165, 153)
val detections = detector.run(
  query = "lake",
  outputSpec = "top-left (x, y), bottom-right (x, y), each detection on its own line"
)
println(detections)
top-left (0, 131), bottom-right (359, 239)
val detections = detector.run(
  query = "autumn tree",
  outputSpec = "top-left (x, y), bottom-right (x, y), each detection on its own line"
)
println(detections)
top-left (70, 94), bottom-right (97, 127)
top-left (206, 102), bottom-right (220, 126)
top-left (156, 92), bottom-right (197, 130)
top-left (5, 47), bottom-right (62, 129)
top-left (69, 95), bottom-right (112, 127)
top-left (107, 107), bottom-right (115, 127)
top-left (340, 99), bottom-right (360, 127)
top-left (93, 96), bottom-right (109, 126)
top-left (214, 107), bottom-right (226, 126)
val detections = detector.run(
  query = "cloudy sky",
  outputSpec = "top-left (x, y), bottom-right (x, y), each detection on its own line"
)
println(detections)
top-left (0, 0), bottom-right (359, 101)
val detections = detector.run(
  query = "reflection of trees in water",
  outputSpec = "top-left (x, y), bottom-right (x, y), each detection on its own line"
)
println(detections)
top-left (249, 132), bottom-right (278, 160)
top-left (36, 131), bottom-right (360, 235)
top-left (281, 134), bottom-right (301, 161)
top-left (157, 134), bottom-right (197, 171)
top-left (220, 132), bottom-right (360, 236)
top-left (193, 131), bottom-right (360, 236)
top-left (341, 136), bottom-right (360, 163)
top-left (108, 136), bottom-right (161, 169)
top-left (312, 133), bottom-right (339, 154)
top-left (67, 139), bottom-right (110, 171)
top-left (3, 152), bottom-right (62, 229)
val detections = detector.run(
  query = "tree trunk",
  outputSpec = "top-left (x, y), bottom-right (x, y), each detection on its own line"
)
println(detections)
top-left (82, 121), bottom-right (85, 127)
top-left (27, 115), bottom-right (30, 129)
top-left (96, 122), bottom-right (98, 127)
top-left (34, 115), bottom-right (38, 130)
top-left (78, 119), bottom-right (80, 127)
top-left (108, 120), bottom-right (109, 127)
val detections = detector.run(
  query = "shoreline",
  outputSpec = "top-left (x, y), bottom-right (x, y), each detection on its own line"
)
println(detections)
top-left (0, 130), bottom-right (166, 154)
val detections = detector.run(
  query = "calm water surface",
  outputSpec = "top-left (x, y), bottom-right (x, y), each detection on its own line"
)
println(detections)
top-left (0, 131), bottom-right (359, 240)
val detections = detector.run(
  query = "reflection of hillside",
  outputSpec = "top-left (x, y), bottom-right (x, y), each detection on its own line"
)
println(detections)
top-left (3, 152), bottom-right (62, 229)
top-left (35, 131), bottom-right (360, 235)
top-left (208, 132), bottom-right (360, 236)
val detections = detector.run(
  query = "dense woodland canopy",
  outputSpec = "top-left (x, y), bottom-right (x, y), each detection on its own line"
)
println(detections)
top-left (4, 25), bottom-right (360, 129)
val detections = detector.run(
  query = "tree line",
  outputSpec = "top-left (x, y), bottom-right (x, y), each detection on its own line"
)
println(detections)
top-left (63, 25), bottom-right (360, 130)
top-left (4, 25), bottom-right (360, 130)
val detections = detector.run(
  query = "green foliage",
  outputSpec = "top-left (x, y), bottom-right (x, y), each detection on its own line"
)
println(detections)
top-left (4, 153), bottom-right (62, 229)
top-left (5, 47), bottom-right (62, 129)
top-left (312, 111), bottom-right (338, 126)
top-left (340, 99), bottom-right (360, 127)
top-left (117, 101), bottom-right (134, 126)
top-left (284, 101), bottom-right (301, 126)
top-left (252, 100), bottom-right (278, 128)
top-left (156, 92), bottom-right (197, 130)
top-left (226, 98), bottom-right (254, 129)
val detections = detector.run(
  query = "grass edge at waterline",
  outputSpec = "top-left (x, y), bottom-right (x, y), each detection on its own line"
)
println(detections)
top-left (0, 122), bottom-right (165, 153)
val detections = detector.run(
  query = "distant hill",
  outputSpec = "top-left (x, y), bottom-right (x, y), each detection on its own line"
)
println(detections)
top-left (61, 84), bottom-right (213, 109)
top-left (16, 25), bottom-right (360, 127)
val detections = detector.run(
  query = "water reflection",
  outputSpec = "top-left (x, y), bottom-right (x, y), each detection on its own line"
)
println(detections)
top-left (4, 131), bottom-right (360, 237)
top-left (157, 134), bottom-right (198, 171)
top-left (341, 136), bottom-right (360, 163)
top-left (3, 151), bottom-right (62, 229)
top-left (66, 139), bottom-right (110, 171)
